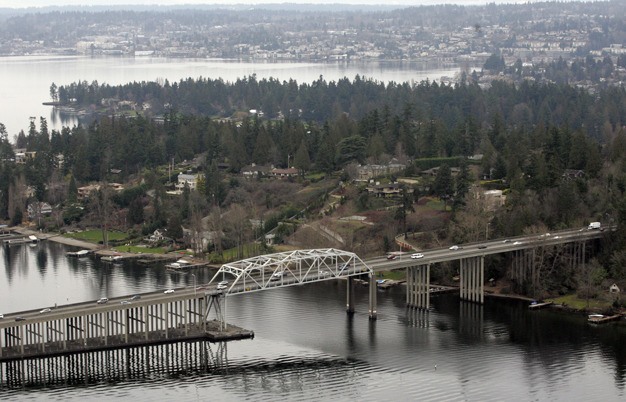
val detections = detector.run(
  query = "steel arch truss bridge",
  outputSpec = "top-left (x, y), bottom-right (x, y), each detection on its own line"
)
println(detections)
top-left (210, 248), bottom-right (372, 294)
top-left (206, 248), bottom-right (377, 327)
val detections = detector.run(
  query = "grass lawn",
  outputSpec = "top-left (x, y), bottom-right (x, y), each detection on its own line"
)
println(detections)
top-left (111, 245), bottom-right (167, 254)
top-left (425, 198), bottom-right (448, 211)
top-left (547, 293), bottom-right (614, 310)
top-left (377, 269), bottom-right (406, 281)
top-left (65, 229), bottom-right (128, 243)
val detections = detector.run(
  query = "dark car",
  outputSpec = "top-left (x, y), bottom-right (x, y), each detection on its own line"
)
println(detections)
top-left (478, 245), bottom-right (488, 249)
top-left (15, 316), bottom-right (26, 322)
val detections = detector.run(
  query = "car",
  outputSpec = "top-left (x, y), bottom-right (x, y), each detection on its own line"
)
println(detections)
top-left (15, 316), bottom-right (26, 322)
top-left (130, 295), bottom-right (141, 301)
top-left (217, 283), bottom-right (228, 290)
top-left (502, 239), bottom-right (511, 243)
top-left (553, 236), bottom-right (561, 239)
top-left (411, 253), bottom-right (424, 259)
top-left (218, 280), bottom-right (229, 287)
top-left (387, 254), bottom-right (398, 260)
top-left (449, 245), bottom-right (461, 250)
top-left (96, 297), bottom-right (109, 304)
top-left (164, 289), bottom-right (175, 294)
top-left (39, 308), bottom-right (51, 314)
top-left (120, 300), bottom-right (131, 305)
top-left (478, 245), bottom-right (487, 249)
top-left (0, 313), bottom-right (4, 319)
top-left (270, 271), bottom-right (284, 281)
top-left (513, 241), bottom-right (522, 245)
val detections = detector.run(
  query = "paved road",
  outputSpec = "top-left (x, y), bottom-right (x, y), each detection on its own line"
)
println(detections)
top-left (0, 226), bottom-right (608, 325)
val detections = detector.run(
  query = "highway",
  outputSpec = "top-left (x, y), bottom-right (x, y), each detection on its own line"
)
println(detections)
top-left (0, 226), bottom-right (608, 327)
top-left (366, 226), bottom-right (608, 271)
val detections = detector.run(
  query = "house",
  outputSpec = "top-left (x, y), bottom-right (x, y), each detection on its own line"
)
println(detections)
top-left (175, 173), bottom-right (202, 191)
top-left (270, 167), bottom-right (299, 178)
top-left (356, 161), bottom-right (406, 181)
top-left (422, 166), bottom-right (461, 177)
top-left (147, 229), bottom-right (169, 244)
top-left (14, 150), bottom-right (36, 164)
top-left (27, 202), bottom-right (53, 220)
top-left (366, 182), bottom-right (403, 197)
top-left (481, 189), bottom-right (505, 210)
top-left (77, 184), bottom-right (101, 199)
top-left (609, 283), bottom-right (620, 293)
top-left (183, 227), bottom-right (222, 253)
top-left (562, 169), bottom-right (584, 180)
top-left (77, 182), bottom-right (124, 199)
top-left (241, 163), bottom-right (271, 179)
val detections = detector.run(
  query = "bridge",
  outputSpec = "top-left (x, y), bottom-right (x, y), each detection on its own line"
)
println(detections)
top-left (0, 226), bottom-right (608, 362)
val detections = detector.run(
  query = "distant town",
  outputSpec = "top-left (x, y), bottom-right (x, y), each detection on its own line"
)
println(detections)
top-left (1, 1), bottom-right (625, 90)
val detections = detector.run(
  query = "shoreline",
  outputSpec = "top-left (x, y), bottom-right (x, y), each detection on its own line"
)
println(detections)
top-left (11, 226), bottom-right (102, 250)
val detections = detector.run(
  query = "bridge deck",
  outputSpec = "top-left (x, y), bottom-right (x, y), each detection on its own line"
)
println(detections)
top-left (0, 320), bottom-right (252, 362)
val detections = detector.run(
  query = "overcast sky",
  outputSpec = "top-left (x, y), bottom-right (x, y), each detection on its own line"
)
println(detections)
top-left (0, 1), bottom-right (556, 8)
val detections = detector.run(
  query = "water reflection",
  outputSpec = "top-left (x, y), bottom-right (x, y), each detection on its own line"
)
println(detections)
top-left (1, 241), bottom-right (625, 400)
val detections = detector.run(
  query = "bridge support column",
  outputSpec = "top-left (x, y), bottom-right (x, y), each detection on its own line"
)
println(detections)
top-left (406, 264), bottom-right (430, 309)
top-left (368, 273), bottom-right (377, 320)
top-left (346, 277), bottom-right (355, 314)
top-left (164, 303), bottom-right (169, 339)
top-left (460, 256), bottom-right (484, 304)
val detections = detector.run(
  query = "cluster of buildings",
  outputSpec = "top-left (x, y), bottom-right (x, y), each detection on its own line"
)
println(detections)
top-left (1, 3), bottom-right (623, 72)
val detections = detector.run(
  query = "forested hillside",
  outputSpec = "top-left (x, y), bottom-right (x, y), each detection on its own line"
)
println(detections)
top-left (2, 75), bottom-right (626, 297)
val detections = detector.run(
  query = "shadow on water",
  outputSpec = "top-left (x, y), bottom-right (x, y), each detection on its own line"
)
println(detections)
top-left (0, 339), bottom-right (359, 393)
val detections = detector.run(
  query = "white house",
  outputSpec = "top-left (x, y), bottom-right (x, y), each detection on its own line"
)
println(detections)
top-left (175, 173), bottom-right (202, 191)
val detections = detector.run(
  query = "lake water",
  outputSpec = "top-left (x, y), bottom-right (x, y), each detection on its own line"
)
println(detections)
top-left (0, 55), bottom-right (465, 137)
top-left (1, 241), bottom-right (625, 401)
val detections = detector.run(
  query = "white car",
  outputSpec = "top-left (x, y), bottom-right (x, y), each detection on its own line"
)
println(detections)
top-left (217, 283), bottom-right (228, 290)
top-left (271, 271), bottom-right (283, 281)
top-left (96, 297), bottom-right (109, 304)
top-left (411, 253), bottom-right (424, 259)
top-left (218, 280), bottom-right (229, 287)
top-left (513, 241), bottom-right (522, 245)
top-left (39, 308), bottom-right (51, 314)
top-left (449, 245), bottom-right (461, 251)
top-left (0, 314), bottom-right (3, 319)
top-left (120, 300), bottom-right (131, 305)
top-left (164, 289), bottom-right (175, 294)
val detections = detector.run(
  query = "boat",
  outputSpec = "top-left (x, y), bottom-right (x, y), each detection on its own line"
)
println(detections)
top-left (101, 255), bottom-right (123, 263)
top-left (588, 314), bottom-right (604, 319)
top-left (66, 249), bottom-right (91, 258)
top-left (28, 235), bottom-right (39, 242)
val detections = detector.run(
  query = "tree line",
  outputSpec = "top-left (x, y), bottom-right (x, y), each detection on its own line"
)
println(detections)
top-left (2, 76), bottom-right (626, 284)
top-left (54, 76), bottom-right (626, 134)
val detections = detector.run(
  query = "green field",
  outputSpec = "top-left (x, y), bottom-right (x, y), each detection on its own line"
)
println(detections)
top-left (65, 230), bottom-right (129, 243)
top-left (111, 245), bottom-right (167, 254)
top-left (548, 293), bottom-right (614, 310)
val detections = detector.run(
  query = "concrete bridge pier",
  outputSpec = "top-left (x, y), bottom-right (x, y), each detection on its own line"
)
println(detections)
top-left (345, 276), bottom-right (377, 320)
top-left (460, 256), bottom-right (484, 304)
top-left (346, 277), bottom-right (355, 314)
top-left (406, 264), bottom-right (430, 309)
top-left (368, 273), bottom-right (377, 320)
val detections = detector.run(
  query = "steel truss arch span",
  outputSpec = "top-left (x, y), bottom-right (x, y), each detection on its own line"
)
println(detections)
top-left (209, 248), bottom-right (372, 296)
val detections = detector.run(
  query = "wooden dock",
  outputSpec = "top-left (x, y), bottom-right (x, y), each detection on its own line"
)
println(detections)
top-left (588, 314), bottom-right (622, 324)
top-left (529, 301), bottom-right (553, 310)
top-left (3, 235), bottom-right (39, 245)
